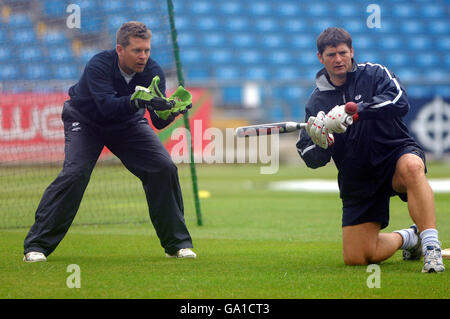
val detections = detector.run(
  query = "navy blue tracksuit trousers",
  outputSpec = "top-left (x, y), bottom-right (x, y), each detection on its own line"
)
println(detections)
top-left (24, 102), bottom-right (193, 256)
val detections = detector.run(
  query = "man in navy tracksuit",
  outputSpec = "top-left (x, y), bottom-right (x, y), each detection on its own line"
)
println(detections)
top-left (23, 22), bottom-right (196, 262)
top-left (296, 27), bottom-right (444, 272)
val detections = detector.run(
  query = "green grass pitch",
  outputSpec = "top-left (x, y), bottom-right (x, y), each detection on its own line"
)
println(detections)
top-left (1, 162), bottom-right (449, 299)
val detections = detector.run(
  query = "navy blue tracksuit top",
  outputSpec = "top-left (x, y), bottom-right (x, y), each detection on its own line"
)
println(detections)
top-left (67, 49), bottom-right (172, 129)
top-left (296, 60), bottom-right (422, 200)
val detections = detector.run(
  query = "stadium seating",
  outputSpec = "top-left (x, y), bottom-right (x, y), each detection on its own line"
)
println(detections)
top-left (0, 0), bottom-right (448, 122)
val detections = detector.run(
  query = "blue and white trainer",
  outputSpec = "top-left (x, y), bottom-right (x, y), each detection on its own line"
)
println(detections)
top-left (422, 246), bottom-right (445, 273)
top-left (402, 225), bottom-right (422, 260)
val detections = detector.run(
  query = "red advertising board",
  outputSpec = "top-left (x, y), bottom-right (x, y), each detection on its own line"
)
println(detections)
top-left (0, 89), bottom-right (211, 163)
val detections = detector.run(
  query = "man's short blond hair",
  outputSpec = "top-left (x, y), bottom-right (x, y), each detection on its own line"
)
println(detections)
top-left (116, 21), bottom-right (152, 47)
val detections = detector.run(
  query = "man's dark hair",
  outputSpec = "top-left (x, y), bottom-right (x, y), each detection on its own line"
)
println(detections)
top-left (116, 21), bottom-right (152, 47)
top-left (317, 27), bottom-right (352, 54)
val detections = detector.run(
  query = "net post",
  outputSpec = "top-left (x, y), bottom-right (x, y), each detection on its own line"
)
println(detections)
top-left (166, 0), bottom-right (203, 226)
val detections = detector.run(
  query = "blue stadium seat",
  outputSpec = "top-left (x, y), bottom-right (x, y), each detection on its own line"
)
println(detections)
top-left (437, 36), bottom-right (450, 51)
top-left (0, 28), bottom-right (7, 43)
top-left (415, 53), bottom-right (441, 68)
top-left (313, 19), bottom-right (337, 33)
top-left (53, 63), bottom-right (79, 79)
top-left (190, 1), bottom-right (214, 15)
top-left (254, 18), bottom-right (278, 33)
top-left (218, 2), bottom-right (240, 15)
top-left (232, 34), bottom-right (257, 48)
top-left (196, 17), bottom-right (219, 31)
top-left (268, 51), bottom-right (293, 65)
top-left (181, 49), bottom-right (203, 64)
top-left (407, 85), bottom-right (434, 98)
top-left (274, 67), bottom-right (302, 81)
top-left (222, 86), bottom-right (242, 104)
top-left (400, 21), bottom-right (423, 34)
top-left (384, 53), bottom-right (411, 67)
top-left (7, 13), bottom-right (33, 29)
top-left (294, 51), bottom-right (318, 66)
top-left (426, 69), bottom-right (449, 82)
top-left (284, 86), bottom-right (305, 100)
top-left (42, 0), bottom-right (67, 17)
top-left (277, 3), bottom-right (301, 16)
top-left (395, 68), bottom-right (419, 83)
top-left (379, 36), bottom-right (403, 50)
top-left (445, 54), bottom-right (450, 68)
top-left (421, 4), bottom-right (445, 18)
top-left (0, 64), bottom-right (19, 80)
top-left (177, 32), bottom-right (197, 47)
top-left (224, 18), bottom-right (249, 32)
top-left (202, 32), bottom-right (227, 47)
top-left (107, 14), bottom-right (130, 32)
top-left (305, 3), bottom-right (329, 17)
top-left (48, 46), bottom-right (74, 63)
top-left (357, 52), bottom-right (381, 64)
top-left (25, 63), bottom-right (51, 80)
top-left (341, 21), bottom-right (366, 34)
top-left (0, 46), bottom-right (14, 62)
top-left (19, 47), bottom-right (44, 62)
top-left (248, 2), bottom-right (272, 16)
top-left (184, 67), bottom-right (210, 81)
top-left (215, 66), bottom-right (242, 80)
top-left (129, 0), bottom-right (157, 12)
top-left (79, 47), bottom-right (98, 65)
top-left (239, 49), bottom-right (264, 65)
top-left (79, 17), bottom-right (102, 33)
top-left (208, 49), bottom-right (233, 64)
top-left (11, 28), bottom-right (38, 45)
top-left (290, 34), bottom-right (314, 49)
top-left (392, 3), bottom-right (417, 18)
top-left (75, 0), bottom-right (98, 13)
top-left (100, 0), bottom-right (127, 14)
top-left (428, 20), bottom-right (449, 34)
top-left (282, 19), bottom-right (308, 33)
top-left (352, 35), bottom-right (376, 51)
top-left (407, 36), bottom-right (432, 50)
top-left (244, 66), bottom-right (270, 81)
top-left (41, 30), bottom-right (69, 46)
top-left (335, 3), bottom-right (361, 17)
top-left (260, 34), bottom-right (284, 49)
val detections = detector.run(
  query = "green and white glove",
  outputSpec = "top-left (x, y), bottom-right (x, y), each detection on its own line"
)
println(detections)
top-left (140, 76), bottom-right (193, 121)
top-left (130, 85), bottom-right (175, 111)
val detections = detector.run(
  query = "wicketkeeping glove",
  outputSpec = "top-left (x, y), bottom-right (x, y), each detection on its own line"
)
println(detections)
top-left (130, 86), bottom-right (176, 111)
top-left (305, 111), bottom-right (334, 149)
top-left (146, 76), bottom-right (193, 121)
top-left (324, 104), bottom-right (349, 134)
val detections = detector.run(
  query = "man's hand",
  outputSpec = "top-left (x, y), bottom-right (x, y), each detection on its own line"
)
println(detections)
top-left (131, 86), bottom-right (175, 111)
top-left (324, 104), bottom-right (350, 133)
top-left (305, 111), bottom-right (334, 149)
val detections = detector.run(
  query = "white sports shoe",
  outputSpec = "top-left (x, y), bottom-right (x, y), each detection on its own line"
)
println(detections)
top-left (422, 246), bottom-right (445, 273)
top-left (23, 252), bottom-right (47, 263)
top-left (166, 248), bottom-right (197, 259)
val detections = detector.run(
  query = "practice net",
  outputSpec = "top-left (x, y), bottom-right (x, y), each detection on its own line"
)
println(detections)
top-left (0, 0), bottom-right (201, 228)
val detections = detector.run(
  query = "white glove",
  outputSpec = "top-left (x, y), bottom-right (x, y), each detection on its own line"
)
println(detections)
top-left (306, 111), bottom-right (335, 149)
top-left (324, 104), bottom-right (349, 134)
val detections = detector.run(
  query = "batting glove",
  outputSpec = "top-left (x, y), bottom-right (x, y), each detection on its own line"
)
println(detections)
top-left (306, 111), bottom-right (334, 149)
top-left (324, 104), bottom-right (349, 134)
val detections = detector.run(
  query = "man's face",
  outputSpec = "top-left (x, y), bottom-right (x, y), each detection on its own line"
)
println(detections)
top-left (117, 36), bottom-right (151, 74)
top-left (317, 43), bottom-right (354, 82)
